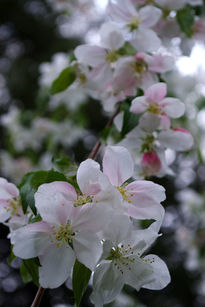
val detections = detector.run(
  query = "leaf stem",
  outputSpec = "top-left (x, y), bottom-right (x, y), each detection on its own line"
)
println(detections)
top-left (88, 104), bottom-right (121, 160)
top-left (31, 286), bottom-right (45, 307)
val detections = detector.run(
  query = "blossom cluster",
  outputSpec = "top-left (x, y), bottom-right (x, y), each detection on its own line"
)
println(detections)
top-left (0, 145), bottom-right (170, 306)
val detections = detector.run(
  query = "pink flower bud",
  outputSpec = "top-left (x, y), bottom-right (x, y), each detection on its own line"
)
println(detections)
top-left (173, 128), bottom-right (190, 134)
top-left (142, 152), bottom-right (162, 177)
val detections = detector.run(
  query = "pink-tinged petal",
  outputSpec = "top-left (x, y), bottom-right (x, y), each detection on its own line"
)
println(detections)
top-left (158, 130), bottom-right (194, 151)
top-left (130, 96), bottom-right (148, 114)
top-left (138, 72), bottom-right (158, 91)
top-left (130, 28), bottom-right (161, 52)
top-left (71, 203), bottom-right (110, 232)
top-left (35, 181), bottom-right (77, 226)
top-left (73, 232), bottom-right (102, 270)
top-left (77, 159), bottom-right (110, 196)
top-left (126, 180), bottom-right (166, 203)
top-left (139, 5), bottom-right (162, 28)
top-left (11, 221), bottom-right (52, 259)
top-left (142, 255), bottom-right (171, 290)
top-left (100, 22), bottom-right (125, 50)
top-left (159, 114), bottom-right (171, 130)
top-left (141, 152), bottom-right (162, 177)
top-left (103, 146), bottom-right (134, 186)
top-left (145, 83), bottom-right (167, 103)
top-left (0, 178), bottom-right (19, 200)
top-left (39, 243), bottom-right (75, 288)
top-left (89, 63), bottom-right (113, 89)
top-left (74, 45), bottom-right (106, 67)
top-left (160, 98), bottom-right (185, 118)
top-left (139, 113), bottom-right (160, 133)
top-left (148, 55), bottom-right (174, 73)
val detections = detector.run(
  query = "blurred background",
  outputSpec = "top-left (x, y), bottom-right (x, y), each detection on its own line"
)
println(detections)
top-left (0, 0), bottom-right (205, 306)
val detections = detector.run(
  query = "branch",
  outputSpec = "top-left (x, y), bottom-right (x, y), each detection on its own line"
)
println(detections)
top-left (31, 286), bottom-right (45, 307)
top-left (88, 104), bottom-right (121, 160)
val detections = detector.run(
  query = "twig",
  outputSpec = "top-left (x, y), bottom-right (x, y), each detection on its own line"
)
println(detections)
top-left (31, 286), bottom-right (45, 307)
top-left (88, 104), bottom-right (121, 160)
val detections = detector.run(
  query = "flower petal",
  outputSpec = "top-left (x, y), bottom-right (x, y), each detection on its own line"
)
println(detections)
top-left (145, 82), bottom-right (167, 103)
top-left (142, 255), bottom-right (171, 290)
top-left (103, 146), bottom-right (134, 186)
top-left (130, 28), bottom-right (161, 52)
top-left (74, 45), bottom-right (106, 67)
top-left (35, 181), bottom-right (77, 225)
top-left (11, 221), bottom-right (52, 259)
top-left (91, 261), bottom-right (124, 306)
top-left (39, 243), bottom-right (75, 288)
top-left (100, 22), bottom-right (125, 50)
top-left (77, 159), bottom-right (110, 195)
top-left (158, 130), bottom-right (194, 151)
top-left (73, 232), bottom-right (102, 270)
top-left (139, 5), bottom-right (162, 28)
top-left (0, 178), bottom-right (19, 199)
top-left (130, 96), bottom-right (148, 114)
top-left (160, 98), bottom-right (185, 118)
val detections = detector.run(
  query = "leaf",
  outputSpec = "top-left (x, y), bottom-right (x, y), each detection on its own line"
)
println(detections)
top-left (177, 6), bottom-right (194, 37)
top-left (8, 246), bottom-right (16, 265)
top-left (20, 259), bottom-right (40, 286)
top-left (100, 126), bottom-right (112, 145)
top-left (121, 101), bottom-right (140, 137)
top-left (52, 155), bottom-right (78, 177)
top-left (72, 260), bottom-right (92, 307)
top-left (50, 67), bottom-right (76, 94)
top-left (19, 170), bottom-right (67, 214)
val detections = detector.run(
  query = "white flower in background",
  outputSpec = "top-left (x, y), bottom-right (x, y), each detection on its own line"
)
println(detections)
top-left (0, 178), bottom-right (21, 223)
top-left (107, 0), bottom-right (162, 52)
top-left (91, 214), bottom-right (170, 306)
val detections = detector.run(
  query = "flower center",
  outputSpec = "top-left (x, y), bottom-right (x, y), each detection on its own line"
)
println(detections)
top-left (53, 223), bottom-right (75, 248)
top-left (133, 60), bottom-right (147, 75)
top-left (141, 134), bottom-right (155, 153)
top-left (117, 183), bottom-right (133, 202)
top-left (74, 194), bottom-right (93, 207)
top-left (147, 102), bottom-right (161, 114)
top-left (128, 18), bottom-right (140, 31)
top-left (5, 197), bottom-right (21, 216)
top-left (106, 50), bottom-right (119, 63)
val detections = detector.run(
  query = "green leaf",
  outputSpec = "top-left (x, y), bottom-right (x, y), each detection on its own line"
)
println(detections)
top-left (72, 260), bottom-right (92, 307)
top-left (121, 101), bottom-right (140, 137)
top-left (52, 155), bottom-right (78, 177)
top-left (118, 42), bottom-right (136, 56)
top-left (20, 259), bottom-right (40, 286)
top-left (50, 67), bottom-right (76, 94)
top-left (100, 126), bottom-right (112, 145)
top-left (19, 170), bottom-right (67, 214)
top-left (177, 6), bottom-right (194, 37)
top-left (8, 246), bottom-right (16, 265)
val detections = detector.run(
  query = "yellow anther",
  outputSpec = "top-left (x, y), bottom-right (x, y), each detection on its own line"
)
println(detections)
top-left (106, 50), bottom-right (119, 63)
top-left (147, 102), bottom-right (161, 114)
top-left (74, 194), bottom-right (94, 207)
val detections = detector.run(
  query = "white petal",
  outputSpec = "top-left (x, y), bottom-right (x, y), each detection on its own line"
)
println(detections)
top-left (128, 202), bottom-right (165, 223)
top-left (106, 0), bottom-right (136, 24)
top-left (11, 222), bottom-right (52, 259)
top-left (35, 181), bottom-right (77, 225)
top-left (91, 261), bottom-right (124, 306)
top-left (104, 214), bottom-right (133, 245)
top-left (103, 145), bottom-right (134, 186)
top-left (0, 203), bottom-right (11, 222)
top-left (100, 22), bottom-right (125, 50)
top-left (142, 255), bottom-right (171, 290)
top-left (139, 5), bottom-right (162, 28)
top-left (131, 28), bottom-right (161, 52)
top-left (145, 82), bottom-right (167, 103)
top-left (139, 113), bottom-right (160, 132)
top-left (74, 45), bottom-right (106, 67)
top-left (130, 96), bottom-right (148, 114)
top-left (77, 159), bottom-right (110, 195)
top-left (158, 130), bottom-right (194, 151)
top-left (73, 232), bottom-right (102, 270)
top-left (148, 55), bottom-right (174, 73)
top-left (122, 256), bottom-right (154, 290)
top-left (161, 98), bottom-right (185, 118)
top-left (39, 243), bottom-right (75, 288)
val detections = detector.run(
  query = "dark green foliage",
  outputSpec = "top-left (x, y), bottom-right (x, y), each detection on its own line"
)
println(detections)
top-left (50, 67), bottom-right (76, 94)
top-left (177, 6), bottom-right (195, 37)
top-left (72, 260), bottom-right (92, 307)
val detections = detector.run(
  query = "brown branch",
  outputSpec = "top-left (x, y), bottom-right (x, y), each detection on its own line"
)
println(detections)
top-left (31, 286), bottom-right (45, 307)
top-left (88, 104), bottom-right (121, 160)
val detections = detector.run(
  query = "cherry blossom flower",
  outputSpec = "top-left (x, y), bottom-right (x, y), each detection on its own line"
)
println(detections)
top-left (91, 214), bottom-right (170, 306)
top-left (107, 0), bottom-right (162, 52)
top-left (11, 181), bottom-right (105, 288)
top-left (130, 83), bottom-right (185, 119)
